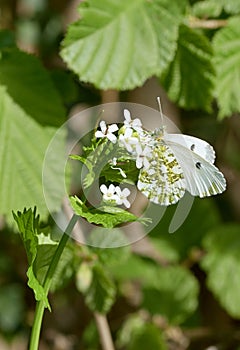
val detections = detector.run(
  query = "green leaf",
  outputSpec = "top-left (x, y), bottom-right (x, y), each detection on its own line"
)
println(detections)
top-left (213, 17), bottom-right (240, 118)
top-left (0, 47), bottom-right (65, 127)
top-left (0, 85), bottom-right (66, 222)
top-left (13, 208), bottom-right (50, 309)
top-left (201, 224), bottom-right (240, 318)
top-left (149, 198), bottom-right (221, 263)
top-left (70, 196), bottom-right (140, 228)
top-left (61, 0), bottom-right (187, 90)
top-left (191, 0), bottom-right (222, 18)
top-left (88, 228), bottom-right (131, 263)
top-left (128, 324), bottom-right (167, 350)
top-left (71, 139), bottom-right (118, 189)
top-left (110, 255), bottom-right (199, 324)
top-left (192, 0), bottom-right (240, 15)
top-left (142, 266), bottom-right (199, 325)
top-left (50, 244), bottom-right (76, 292)
top-left (220, 0), bottom-right (240, 14)
top-left (34, 233), bottom-right (58, 285)
top-left (101, 159), bottom-right (139, 184)
top-left (81, 263), bottom-right (116, 314)
top-left (109, 254), bottom-right (158, 283)
top-left (161, 24), bottom-right (215, 111)
top-left (50, 69), bottom-right (79, 107)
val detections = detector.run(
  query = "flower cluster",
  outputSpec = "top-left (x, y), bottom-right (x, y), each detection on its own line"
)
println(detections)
top-left (100, 184), bottom-right (131, 208)
top-left (95, 109), bottom-right (153, 170)
top-left (95, 109), bottom-right (154, 209)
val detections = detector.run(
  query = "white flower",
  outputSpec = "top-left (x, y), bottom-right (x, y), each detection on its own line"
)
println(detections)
top-left (135, 144), bottom-right (152, 169)
top-left (115, 186), bottom-right (131, 208)
top-left (123, 109), bottom-right (142, 132)
top-left (119, 127), bottom-right (139, 153)
top-left (100, 184), bottom-right (131, 208)
top-left (95, 121), bottom-right (119, 143)
top-left (100, 184), bottom-right (118, 202)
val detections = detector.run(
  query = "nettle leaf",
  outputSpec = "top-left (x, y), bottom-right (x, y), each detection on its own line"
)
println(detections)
top-left (87, 228), bottom-right (131, 263)
top-left (13, 208), bottom-right (50, 309)
top-left (71, 139), bottom-right (113, 189)
top-left (0, 85), bottom-right (66, 222)
top-left (201, 224), bottom-right (240, 318)
top-left (61, 0), bottom-right (187, 90)
top-left (70, 196), bottom-right (140, 228)
top-left (79, 263), bottom-right (116, 314)
top-left (213, 17), bottom-right (240, 118)
top-left (0, 47), bottom-right (65, 127)
top-left (101, 159), bottom-right (139, 184)
top-left (142, 266), bottom-right (199, 325)
top-left (50, 244), bottom-right (75, 292)
top-left (110, 256), bottom-right (199, 324)
top-left (192, 0), bottom-right (240, 16)
top-left (220, 0), bottom-right (240, 14)
top-left (191, 0), bottom-right (222, 18)
top-left (161, 24), bottom-right (215, 111)
top-left (150, 198), bottom-right (221, 263)
top-left (109, 254), bottom-right (157, 283)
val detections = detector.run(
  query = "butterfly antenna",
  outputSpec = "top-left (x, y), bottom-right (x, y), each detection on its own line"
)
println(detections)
top-left (157, 97), bottom-right (165, 132)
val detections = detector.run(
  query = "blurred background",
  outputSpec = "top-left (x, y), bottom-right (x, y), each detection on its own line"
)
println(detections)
top-left (0, 0), bottom-right (240, 349)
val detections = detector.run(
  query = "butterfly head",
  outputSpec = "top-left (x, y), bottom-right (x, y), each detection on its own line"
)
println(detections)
top-left (152, 126), bottom-right (165, 140)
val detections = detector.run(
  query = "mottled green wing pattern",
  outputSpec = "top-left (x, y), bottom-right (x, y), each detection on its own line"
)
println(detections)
top-left (137, 142), bottom-right (186, 205)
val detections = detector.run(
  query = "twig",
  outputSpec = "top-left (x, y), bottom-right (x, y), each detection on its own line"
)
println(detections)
top-left (94, 313), bottom-right (115, 350)
top-left (188, 16), bottom-right (228, 29)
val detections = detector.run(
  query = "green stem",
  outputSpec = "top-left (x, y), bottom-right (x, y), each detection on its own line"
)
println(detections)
top-left (29, 214), bottom-right (78, 350)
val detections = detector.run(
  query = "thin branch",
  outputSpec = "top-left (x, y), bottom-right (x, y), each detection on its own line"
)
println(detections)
top-left (94, 313), bottom-right (115, 350)
top-left (188, 16), bottom-right (228, 29)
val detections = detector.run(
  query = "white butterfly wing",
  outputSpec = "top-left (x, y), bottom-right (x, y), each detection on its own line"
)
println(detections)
top-left (164, 135), bottom-right (226, 197)
top-left (137, 143), bottom-right (186, 205)
top-left (164, 134), bottom-right (216, 164)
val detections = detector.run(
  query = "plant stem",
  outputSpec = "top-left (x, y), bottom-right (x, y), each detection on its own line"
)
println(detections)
top-left (94, 313), bottom-right (115, 350)
top-left (29, 214), bottom-right (78, 350)
top-left (188, 16), bottom-right (228, 29)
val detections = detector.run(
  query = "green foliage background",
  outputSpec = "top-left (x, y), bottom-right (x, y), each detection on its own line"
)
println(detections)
top-left (0, 0), bottom-right (240, 349)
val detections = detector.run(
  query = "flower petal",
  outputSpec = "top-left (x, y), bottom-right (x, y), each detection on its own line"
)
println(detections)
top-left (125, 127), bottom-right (133, 137)
top-left (107, 133), bottom-right (117, 143)
top-left (100, 120), bottom-right (107, 133)
top-left (122, 188), bottom-right (131, 197)
top-left (124, 109), bottom-right (131, 122)
top-left (109, 184), bottom-right (116, 193)
top-left (132, 118), bottom-right (142, 128)
top-left (123, 199), bottom-right (131, 208)
top-left (100, 184), bottom-right (107, 194)
top-left (108, 123), bottom-right (119, 133)
top-left (136, 157), bottom-right (143, 169)
top-left (95, 131), bottom-right (105, 138)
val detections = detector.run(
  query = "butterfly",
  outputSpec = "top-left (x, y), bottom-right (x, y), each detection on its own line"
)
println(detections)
top-left (137, 100), bottom-right (226, 206)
